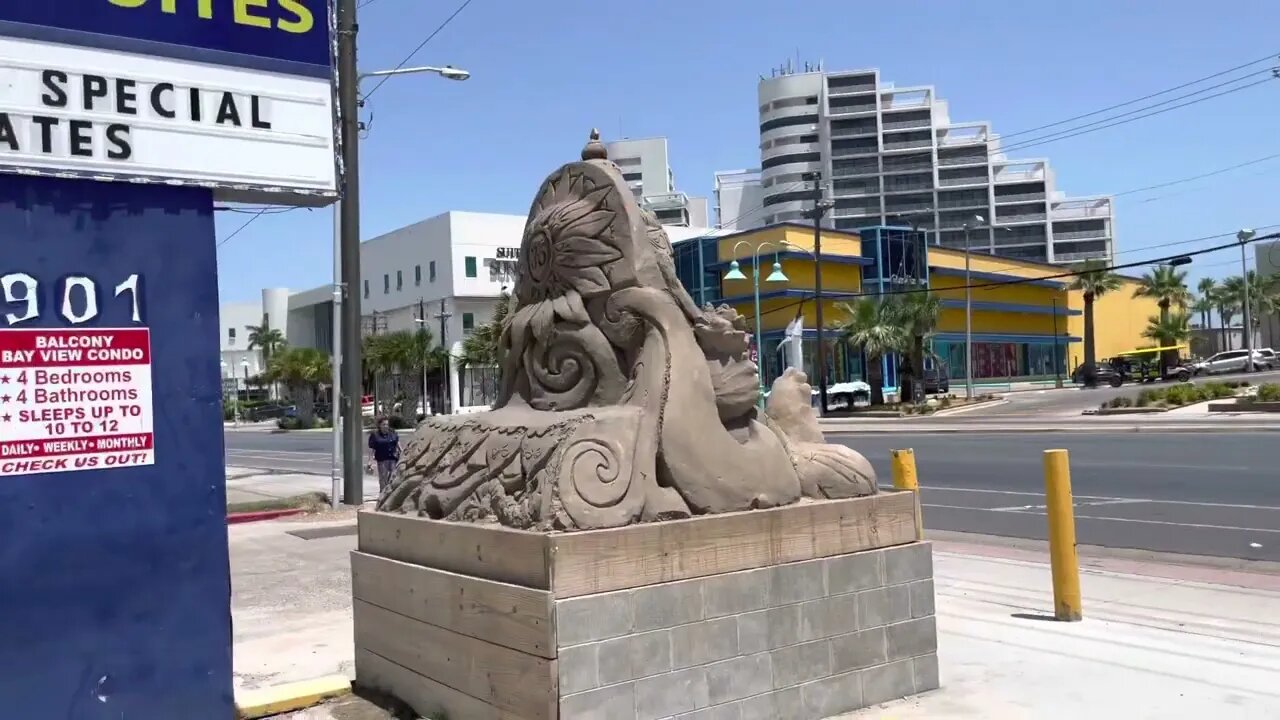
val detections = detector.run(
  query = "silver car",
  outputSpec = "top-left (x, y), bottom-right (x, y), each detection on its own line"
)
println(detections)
top-left (1192, 349), bottom-right (1272, 375)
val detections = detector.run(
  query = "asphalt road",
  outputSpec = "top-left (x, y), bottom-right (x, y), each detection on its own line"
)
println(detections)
top-left (228, 427), bottom-right (1278, 562)
top-left (980, 367), bottom-right (1280, 418)
top-left (836, 432), bottom-right (1278, 563)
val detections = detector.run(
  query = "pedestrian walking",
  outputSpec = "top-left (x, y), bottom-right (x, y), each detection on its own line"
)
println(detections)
top-left (368, 416), bottom-right (400, 493)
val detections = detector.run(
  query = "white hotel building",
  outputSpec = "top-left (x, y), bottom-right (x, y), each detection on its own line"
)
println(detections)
top-left (220, 211), bottom-right (711, 408)
top-left (717, 64), bottom-right (1114, 265)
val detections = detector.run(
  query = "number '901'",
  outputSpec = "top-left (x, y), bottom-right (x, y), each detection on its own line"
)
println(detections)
top-left (1, 273), bottom-right (142, 326)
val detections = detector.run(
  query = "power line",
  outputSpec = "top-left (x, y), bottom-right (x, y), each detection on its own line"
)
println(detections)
top-left (998, 51), bottom-right (1280, 141)
top-left (215, 206), bottom-right (304, 248)
top-left (1113, 152), bottom-right (1280, 199)
top-left (363, 0), bottom-right (475, 100)
top-left (997, 73), bottom-right (1277, 154)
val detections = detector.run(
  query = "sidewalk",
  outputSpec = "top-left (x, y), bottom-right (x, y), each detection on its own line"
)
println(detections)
top-left (818, 415), bottom-right (1280, 433)
top-left (226, 466), bottom-right (379, 507)
top-left (231, 521), bottom-right (1280, 718)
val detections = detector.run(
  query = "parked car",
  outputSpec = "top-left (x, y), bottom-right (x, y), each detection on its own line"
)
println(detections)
top-left (922, 356), bottom-right (950, 394)
top-left (1191, 349), bottom-right (1271, 375)
top-left (1070, 362), bottom-right (1124, 388)
top-left (1258, 348), bottom-right (1278, 368)
top-left (245, 403), bottom-right (291, 422)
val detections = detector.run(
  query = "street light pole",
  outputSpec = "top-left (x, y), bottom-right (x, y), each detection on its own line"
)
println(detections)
top-left (802, 171), bottom-right (833, 414)
top-left (1052, 297), bottom-right (1063, 389)
top-left (1238, 229), bottom-right (1257, 371)
top-left (435, 299), bottom-right (452, 415)
top-left (336, 0), bottom-right (364, 505)
top-left (961, 216), bottom-right (987, 400)
top-left (333, 0), bottom-right (471, 504)
top-left (724, 241), bottom-right (789, 409)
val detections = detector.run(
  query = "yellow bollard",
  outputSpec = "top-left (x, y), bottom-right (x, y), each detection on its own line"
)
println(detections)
top-left (1043, 449), bottom-right (1082, 621)
top-left (891, 449), bottom-right (924, 541)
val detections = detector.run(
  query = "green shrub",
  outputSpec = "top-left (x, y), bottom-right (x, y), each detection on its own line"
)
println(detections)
top-left (1135, 389), bottom-right (1158, 407)
top-left (1201, 382), bottom-right (1235, 400)
top-left (1257, 383), bottom-right (1280, 402)
top-left (939, 396), bottom-right (952, 409)
top-left (277, 416), bottom-right (300, 430)
top-left (1163, 384), bottom-right (1208, 407)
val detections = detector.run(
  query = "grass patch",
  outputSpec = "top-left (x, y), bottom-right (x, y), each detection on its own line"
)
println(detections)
top-left (1258, 383), bottom-right (1280, 402)
top-left (226, 491), bottom-right (329, 515)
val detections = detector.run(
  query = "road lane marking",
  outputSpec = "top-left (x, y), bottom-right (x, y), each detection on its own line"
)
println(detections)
top-left (989, 498), bottom-right (1149, 512)
top-left (921, 485), bottom-right (1280, 511)
top-left (923, 503), bottom-right (1280, 534)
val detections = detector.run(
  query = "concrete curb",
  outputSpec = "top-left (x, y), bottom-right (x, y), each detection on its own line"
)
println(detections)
top-left (929, 398), bottom-right (1008, 417)
top-left (235, 675), bottom-right (351, 718)
top-left (226, 508), bottom-right (307, 524)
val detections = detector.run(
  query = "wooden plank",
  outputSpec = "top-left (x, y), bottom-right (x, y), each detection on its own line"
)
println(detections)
top-left (351, 551), bottom-right (556, 659)
top-left (353, 599), bottom-right (558, 720)
top-left (357, 510), bottom-right (551, 589)
top-left (356, 648), bottom-right (525, 720)
top-left (550, 492), bottom-right (918, 598)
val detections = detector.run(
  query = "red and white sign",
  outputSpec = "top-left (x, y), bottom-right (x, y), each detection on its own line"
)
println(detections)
top-left (0, 328), bottom-right (154, 476)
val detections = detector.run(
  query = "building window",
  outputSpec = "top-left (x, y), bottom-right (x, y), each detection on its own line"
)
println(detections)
top-left (363, 279), bottom-right (369, 298)
top-left (429, 261), bottom-right (437, 282)
top-left (414, 265), bottom-right (422, 286)
top-left (227, 328), bottom-right (236, 344)
top-left (462, 312), bottom-right (475, 332)
top-left (396, 270), bottom-right (403, 291)
top-left (465, 256), bottom-right (477, 278)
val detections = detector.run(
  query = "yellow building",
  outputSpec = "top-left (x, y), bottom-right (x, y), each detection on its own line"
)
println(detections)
top-left (670, 223), bottom-right (1159, 389)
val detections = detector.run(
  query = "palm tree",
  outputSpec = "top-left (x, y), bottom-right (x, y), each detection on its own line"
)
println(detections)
top-left (245, 317), bottom-right (286, 366)
top-left (461, 292), bottom-right (513, 368)
top-left (1133, 265), bottom-right (1192, 367)
top-left (1142, 310), bottom-right (1192, 349)
top-left (836, 297), bottom-right (907, 406)
top-left (1212, 283), bottom-right (1239, 351)
top-left (266, 347), bottom-right (330, 426)
top-left (364, 328), bottom-right (440, 420)
top-left (885, 291), bottom-right (941, 403)
top-left (1069, 260), bottom-right (1123, 388)
top-left (1195, 278), bottom-right (1217, 330)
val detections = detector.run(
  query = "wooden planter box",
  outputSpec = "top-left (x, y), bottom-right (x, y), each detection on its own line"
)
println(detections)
top-left (352, 491), bottom-right (937, 719)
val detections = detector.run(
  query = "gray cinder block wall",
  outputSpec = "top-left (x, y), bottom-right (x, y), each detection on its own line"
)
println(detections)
top-left (555, 542), bottom-right (938, 720)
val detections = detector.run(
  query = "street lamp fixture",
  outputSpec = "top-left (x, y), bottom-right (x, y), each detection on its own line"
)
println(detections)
top-left (725, 241), bottom-right (789, 409)
top-left (358, 65), bottom-right (471, 84)
top-left (959, 214), bottom-right (989, 400)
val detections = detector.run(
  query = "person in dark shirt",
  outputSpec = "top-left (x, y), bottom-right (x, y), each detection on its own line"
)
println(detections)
top-left (367, 417), bottom-right (400, 493)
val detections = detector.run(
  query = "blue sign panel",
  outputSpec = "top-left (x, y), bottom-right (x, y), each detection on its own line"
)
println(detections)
top-left (0, 174), bottom-right (233, 718)
top-left (0, 0), bottom-right (331, 76)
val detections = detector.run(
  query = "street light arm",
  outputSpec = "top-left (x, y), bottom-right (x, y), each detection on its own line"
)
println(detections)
top-left (357, 65), bottom-right (471, 85)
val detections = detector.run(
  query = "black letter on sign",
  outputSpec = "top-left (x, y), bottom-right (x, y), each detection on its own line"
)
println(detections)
top-left (250, 95), bottom-right (271, 130)
top-left (151, 83), bottom-right (175, 119)
top-left (0, 113), bottom-right (17, 151)
top-left (105, 124), bottom-right (132, 160)
top-left (116, 79), bottom-right (138, 115)
top-left (82, 75), bottom-right (108, 111)
top-left (69, 120), bottom-right (93, 157)
top-left (215, 92), bottom-right (241, 126)
top-left (31, 116), bottom-right (59, 153)
top-left (41, 70), bottom-right (68, 108)
top-left (189, 87), bottom-right (202, 122)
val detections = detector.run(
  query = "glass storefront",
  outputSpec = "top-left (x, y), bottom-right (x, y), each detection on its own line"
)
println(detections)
top-left (933, 340), bottom-right (1067, 380)
top-left (760, 335), bottom-right (866, 389)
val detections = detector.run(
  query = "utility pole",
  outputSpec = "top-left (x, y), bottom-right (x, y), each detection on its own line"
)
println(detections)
top-left (1052, 297), bottom-right (1063, 389)
top-left (418, 297), bottom-right (428, 414)
top-left (961, 215), bottom-right (987, 400)
top-left (803, 170), bottom-right (833, 414)
top-left (337, 0), bottom-right (364, 505)
top-left (435, 299), bottom-right (452, 414)
top-left (1237, 229), bottom-right (1256, 371)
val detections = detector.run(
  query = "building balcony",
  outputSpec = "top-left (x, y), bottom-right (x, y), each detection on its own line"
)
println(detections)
top-left (882, 181), bottom-right (933, 194)
top-left (937, 127), bottom-right (989, 147)
top-left (830, 127), bottom-right (878, 139)
top-left (882, 138), bottom-right (933, 152)
top-left (831, 165), bottom-right (880, 180)
top-left (936, 196), bottom-right (989, 210)
top-left (1054, 250), bottom-right (1107, 262)
top-left (937, 154), bottom-right (987, 167)
top-left (937, 175), bottom-right (989, 188)
top-left (1053, 229), bottom-right (1111, 241)
top-left (995, 192), bottom-right (1046, 204)
top-left (831, 207), bottom-right (881, 219)
top-left (881, 89), bottom-right (931, 112)
top-left (1051, 202), bottom-right (1112, 220)
top-left (996, 213), bottom-right (1047, 224)
top-left (881, 117), bottom-right (932, 132)
top-left (828, 102), bottom-right (878, 116)
top-left (885, 200), bottom-right (934, 214)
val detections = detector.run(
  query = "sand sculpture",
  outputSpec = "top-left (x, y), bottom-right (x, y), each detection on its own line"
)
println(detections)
top-left (376, 131), bottom-right (877, 529)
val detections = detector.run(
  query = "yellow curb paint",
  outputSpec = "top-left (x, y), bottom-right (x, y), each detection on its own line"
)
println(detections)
top-left (235, 675), bottom-right (351, 719)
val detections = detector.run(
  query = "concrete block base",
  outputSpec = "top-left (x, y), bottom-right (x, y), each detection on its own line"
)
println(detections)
top-left (352, 492), bottom-right (938, 719)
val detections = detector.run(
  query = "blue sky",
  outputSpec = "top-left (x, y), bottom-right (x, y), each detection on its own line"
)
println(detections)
top-left (215, 0), bottom-right (1280, 302)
